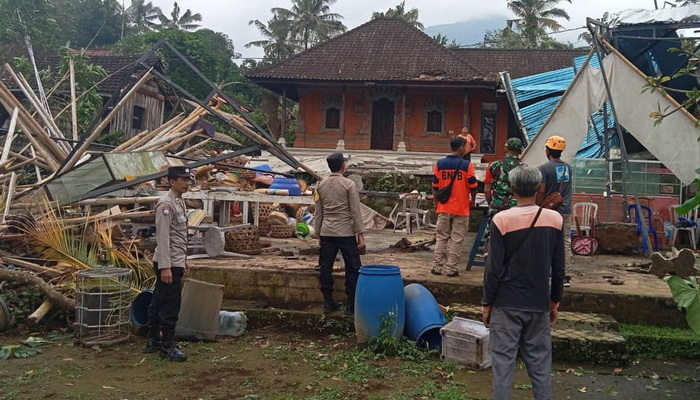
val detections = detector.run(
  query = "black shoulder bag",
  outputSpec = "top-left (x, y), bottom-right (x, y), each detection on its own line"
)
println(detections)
top-left (434, 160), bottom-right (464, 204)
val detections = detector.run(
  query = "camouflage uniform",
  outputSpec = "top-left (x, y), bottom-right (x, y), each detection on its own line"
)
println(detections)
top-left (485, 155), bottom-right (523, 216)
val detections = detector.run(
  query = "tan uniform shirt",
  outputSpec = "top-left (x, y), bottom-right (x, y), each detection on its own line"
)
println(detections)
top-left (314, 173), bottom-right (364, 237)
top-left (153, 189), bottom-right (188, 269)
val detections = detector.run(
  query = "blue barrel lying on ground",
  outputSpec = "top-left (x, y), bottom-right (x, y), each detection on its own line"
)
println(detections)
top-left (130, 289), bottom-right (153, 327)
top-left (355, 265), bottom-right (405, 343)
top-left (404, 283), bottom-right (446, 349)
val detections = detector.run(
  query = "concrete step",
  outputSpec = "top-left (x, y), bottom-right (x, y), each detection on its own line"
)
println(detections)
top-left (449, 303), bottom-right (627, 364)
top-left (224, 300), bottom-right (628, 364)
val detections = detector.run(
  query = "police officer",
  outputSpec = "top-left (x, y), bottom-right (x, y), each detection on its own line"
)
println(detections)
top-left (145, 166), bottom-right (191, 361)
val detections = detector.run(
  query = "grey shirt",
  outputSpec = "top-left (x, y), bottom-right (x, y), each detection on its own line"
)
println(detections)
top-left (314, 173), bottom-right (364, 237)
top-left (153, 189), bottom-right (188, 269)
top-left (539, 159), bottom-right (572, 215)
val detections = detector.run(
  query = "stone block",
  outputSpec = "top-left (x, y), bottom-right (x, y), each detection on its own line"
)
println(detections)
top-left (650, 248), bottom-right (698, 279)
top-left (596, 222), bottom-right (638, 254)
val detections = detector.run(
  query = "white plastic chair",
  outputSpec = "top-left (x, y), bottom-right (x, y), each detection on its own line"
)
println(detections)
top-left (669, 205), bottom-right (698, 250)
top-left (391, 192), bottom-right (423, 233)
top-left (572, 202), bottom-right (598, 237)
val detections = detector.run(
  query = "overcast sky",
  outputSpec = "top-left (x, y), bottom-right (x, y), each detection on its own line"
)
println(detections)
top-left (148, 0), bottom-right (662, 60)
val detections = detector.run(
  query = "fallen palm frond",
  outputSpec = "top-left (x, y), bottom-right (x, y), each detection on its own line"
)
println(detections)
top-left (93, 218), bottom-right (154, 293)
top-left (21, 202), bottom-right (98, 271)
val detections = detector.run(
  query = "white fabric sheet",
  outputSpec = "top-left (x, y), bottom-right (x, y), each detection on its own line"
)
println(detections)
top-left (522, 52), bottom-right (700, 185)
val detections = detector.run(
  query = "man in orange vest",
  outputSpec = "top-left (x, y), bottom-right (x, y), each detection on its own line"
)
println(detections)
top-left (431, 136), bottom-right (478, 277)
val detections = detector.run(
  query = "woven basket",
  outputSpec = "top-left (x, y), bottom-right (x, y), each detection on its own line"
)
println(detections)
top-left (269, 224), bottom-right (295, 238)
top-left (295, 206), bottom-right (307, 222)
top-left (224, 225), bottom-right (260, 252)
top-left (258, 221), bottom-right (272, 237)
top-left (258, 203), bottom-right (277, 220)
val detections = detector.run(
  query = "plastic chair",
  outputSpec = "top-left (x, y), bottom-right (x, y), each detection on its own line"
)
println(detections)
top-left (669, 205), bottom-right (698, 250)
top-left (628, 204), bottom-right (660, 253)
top-left (571, 202), bottom-right (598, 237)
top-left (391, 192), bottom-right (423, 233)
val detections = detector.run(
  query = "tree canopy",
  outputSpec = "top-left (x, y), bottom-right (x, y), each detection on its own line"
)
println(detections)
top-left (484, 0), bottom-right (573, 49)
top-left (372, 1), bottom-right (424, 30)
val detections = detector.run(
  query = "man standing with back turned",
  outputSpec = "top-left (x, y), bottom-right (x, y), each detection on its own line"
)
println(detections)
top-left (537, 135), bottom-right (573, 281)
top-left (146, 166), bottom-right (191, 362)
top-left (315, 152), bottom-right (365, 315)
top-left (482, 165), bottom-right (565, 400)
top-left (431, 136), bottom-right (477, 277)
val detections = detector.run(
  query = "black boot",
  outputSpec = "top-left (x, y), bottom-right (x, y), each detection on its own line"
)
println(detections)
top-left (160, 330), bottom-right (187, 362)
top-left (144, 327), bottom-right (161, 353)
top-left (323, 291), bottom-right (338, 314)
top-left (344, 296), bottom-right (355, 316)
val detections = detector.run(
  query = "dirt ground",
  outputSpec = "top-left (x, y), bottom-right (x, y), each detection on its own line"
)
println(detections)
top-left (192, 228), bottom-right (674, 299)
top-left (1, 326), bottom-right (699, 400)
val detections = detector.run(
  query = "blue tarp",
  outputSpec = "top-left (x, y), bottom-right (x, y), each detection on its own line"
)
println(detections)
top-left (510, 54), bottom-right (615, 158)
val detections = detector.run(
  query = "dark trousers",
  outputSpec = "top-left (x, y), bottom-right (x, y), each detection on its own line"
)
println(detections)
top-left (147, 263), bottom-right (184, 331)
top-left (319, 236), bottom-right (361, 302)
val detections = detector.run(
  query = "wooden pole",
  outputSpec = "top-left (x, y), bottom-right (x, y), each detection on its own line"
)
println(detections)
top-left (62, 70), bottom-right (154, 172)
top-left (156, 128), bottom-right (204, 152)
top-left (0, 107), bottom-right (18, 164)
top-left (69, 58), bottom-right (79, 141)
top-left (118, 114), bottom-right (185, 151)
top-left (1, 172), bottom-right (16, 224)
top-left (175, 138), bottom-right (212, 156)
top-left (76, 196), bottom-right (160, 206)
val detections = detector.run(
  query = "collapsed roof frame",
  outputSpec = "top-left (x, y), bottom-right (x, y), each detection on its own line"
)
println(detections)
top-left (38, 40), bottom-right (326, 203)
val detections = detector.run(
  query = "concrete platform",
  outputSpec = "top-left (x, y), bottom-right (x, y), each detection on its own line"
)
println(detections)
top-left (188, 229), bottom-right (686, 328)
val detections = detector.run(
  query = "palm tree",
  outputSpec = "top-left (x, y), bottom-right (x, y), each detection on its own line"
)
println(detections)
top-left (271, 0), bottom-right (346, 51)
top-left (126, 0), bottom-right (162, 33)
top-left (372, 1), bottom-right (424, 30)
top-left (246, 17), bottom-right (300, 62)
top-left (157, 1), bottom-right (202, 31)
top-left (507, 0), bottom-right (571, 48)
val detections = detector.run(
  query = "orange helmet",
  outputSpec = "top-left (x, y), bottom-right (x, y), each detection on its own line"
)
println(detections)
top-left (459, 133), bottom-right (477, 153)
top-left (545, 135), bottom-right (566, 151)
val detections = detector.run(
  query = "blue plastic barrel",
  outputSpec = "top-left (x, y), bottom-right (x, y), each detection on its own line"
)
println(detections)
top-left (130, 289), bottom-right (153, 327)
top-left (354, 265), bottom-right (405, 343)
top-left (403, 283), bottom-right (446, 349)
top-left (270, 177), bottom-right (302, 196)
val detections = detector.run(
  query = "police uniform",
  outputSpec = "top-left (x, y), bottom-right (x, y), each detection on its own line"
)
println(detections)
top-left (146, 166), bottom-right (190, 361)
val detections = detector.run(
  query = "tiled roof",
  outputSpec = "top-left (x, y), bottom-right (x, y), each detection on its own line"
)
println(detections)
top-left (246, 18), bottom-right (487, 83)
top-left (451, 48), bottom-right (590, 79)
top-left (2, 54), bottom-right (160, 94)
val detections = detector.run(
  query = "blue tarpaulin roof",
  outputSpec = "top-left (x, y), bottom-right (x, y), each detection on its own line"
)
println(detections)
top-left (510, 54), bottom-right (614, 158)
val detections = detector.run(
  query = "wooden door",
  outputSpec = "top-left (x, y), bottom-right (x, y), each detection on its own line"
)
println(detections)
top-left (371, 98), bottom-right (394, 150)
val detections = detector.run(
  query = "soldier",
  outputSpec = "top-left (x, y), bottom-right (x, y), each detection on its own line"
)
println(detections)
top-left (484, 138), bottom-right (525, 216)
top-left (145, 166), bottom-right (191, 362)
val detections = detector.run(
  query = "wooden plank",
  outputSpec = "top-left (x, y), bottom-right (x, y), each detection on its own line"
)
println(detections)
top-left (0, 107), bottom-right (18, 164)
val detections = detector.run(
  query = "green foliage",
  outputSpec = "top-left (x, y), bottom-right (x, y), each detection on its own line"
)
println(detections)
top-left (12, 46), bottom-right (107, 135)
top-left (620, 323), bottom-right (700, 359)
top-left (157, 1), bottom-right (202, 31)
top-left (0, 344), bottom-right (42, 360)
top-left (484, 0), bottom-right (573, 49)
top-left (95, 131), bottom-right (124, 147)
top-left (0, 287), bottom-right (42, 323)
top-left (664, 275), bottom-right (700, 334)
top-left (372, 1), bottom-right (424, 30)
top-left (363, 172), bottom-right (432, 194)
top-left (112, 28), bottom-right (240, 99)
top-left (0, 0), bottom-right (60, 59)
top-left (364, 313), bottom-right (434, 360)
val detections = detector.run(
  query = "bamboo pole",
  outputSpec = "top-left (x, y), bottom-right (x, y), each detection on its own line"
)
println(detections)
top-left (113, 129), bottom-right (149, 151)
top-left (152, 128), bottom-right (203, 152)
top-left (214, 108), bottom-right (322, 180)
top-left (4, 157), bottom-right (39, 172)
top-left (0, 83), bottom-right (66, 165)
top-left (61, 70), bottom-right (154, 172)
top-left (149, 107), bottom-right (206, 144)
top-left (1, 173), bottom-right (16, 224)
top-left (119, 114), bottom-right (185, 151)
top-left (175, 138), bottom-right (212, 156)
top-left (69, 58), bottom-right (78, 141)
top-left (13, 119), bottom-right (60, 171)
top-left (75, 196), bottom-right (160, 206)
top-left (0, 107), bottom-right (18, 164)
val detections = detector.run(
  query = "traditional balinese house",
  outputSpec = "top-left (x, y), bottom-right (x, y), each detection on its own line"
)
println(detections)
top-left (1, 51), bottom-right (165, 139)
top-left (246, 18), bottom-right (588, 161)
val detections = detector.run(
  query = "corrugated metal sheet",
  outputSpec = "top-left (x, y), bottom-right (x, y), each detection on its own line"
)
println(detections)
top-left (511, 54), bottom-right (615, 158)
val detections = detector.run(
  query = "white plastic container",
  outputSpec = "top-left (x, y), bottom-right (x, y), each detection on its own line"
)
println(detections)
top-left (217, 311), bottom-right (248, 336)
